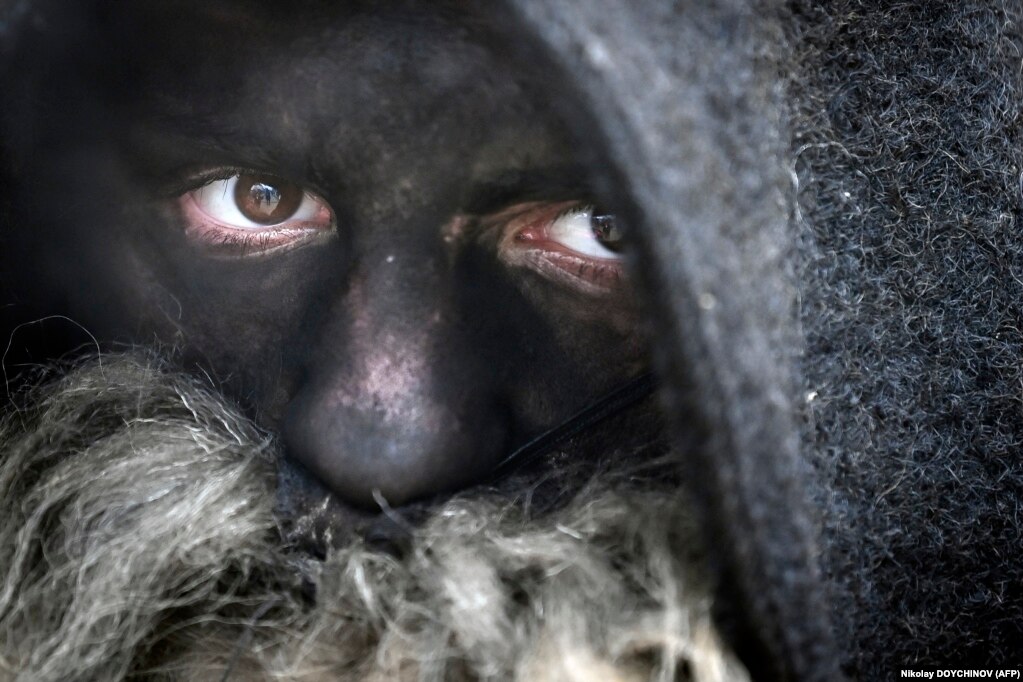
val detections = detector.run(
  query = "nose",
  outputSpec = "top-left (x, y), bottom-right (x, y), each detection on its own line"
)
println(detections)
top-left (281, 264), bottom-right (509, 509)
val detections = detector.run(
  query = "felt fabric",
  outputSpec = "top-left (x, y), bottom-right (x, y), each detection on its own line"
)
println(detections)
top-left (498, 2), bottom-right (836, 678)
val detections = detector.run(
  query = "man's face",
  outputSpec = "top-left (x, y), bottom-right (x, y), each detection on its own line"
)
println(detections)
top-left (21, 1), bottom-right (650, 510)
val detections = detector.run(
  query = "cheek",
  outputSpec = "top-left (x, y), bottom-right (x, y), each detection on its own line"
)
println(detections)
top-left (497, 260), bottom-right (649, 369)
top-left (119, 225), bottom-right (345, 422)
top-left (444, 235), bottom-right (651, 432)
top-left (492, 282), bottom-right (651, 431)
top-left (502, 332), bottom-right (650, 438)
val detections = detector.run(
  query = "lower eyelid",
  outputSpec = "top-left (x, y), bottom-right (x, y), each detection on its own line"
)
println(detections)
top-left (509, 247), bottom-right (623, 293)
top-left (176, 192), bottom-right (334, 257)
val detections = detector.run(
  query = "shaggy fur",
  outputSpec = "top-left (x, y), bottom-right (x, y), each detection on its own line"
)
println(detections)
top-left (0, 355), bottom-right (748, 682)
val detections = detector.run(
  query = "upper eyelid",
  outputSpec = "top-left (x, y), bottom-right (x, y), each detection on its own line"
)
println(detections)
top-left (551, 202), bottom-right (593, 221)
top-left (163, 167), bottom-right (327, 200)
top-left (461, 168), bottom-right (596, 215)
top-left (157, 167), bottom-right (247, 198)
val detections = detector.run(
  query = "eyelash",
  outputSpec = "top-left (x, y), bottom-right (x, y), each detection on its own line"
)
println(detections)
top-left (168, 167), bottom-right (249, 197)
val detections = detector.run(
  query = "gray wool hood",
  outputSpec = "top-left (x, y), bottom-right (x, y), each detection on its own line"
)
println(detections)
top-left (490, 2), bottom-right (836, 679)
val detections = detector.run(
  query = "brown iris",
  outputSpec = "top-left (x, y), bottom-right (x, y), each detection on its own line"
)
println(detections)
top-left (234, 173), bottom-right (303, 224)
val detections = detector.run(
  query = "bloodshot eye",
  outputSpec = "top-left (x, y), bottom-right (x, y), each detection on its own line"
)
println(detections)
top-left (177, 172), bottom-right (335, 257)
top-left (546, 204), bottom-right (623, 258)
top-left (495, 201), bottom-right (626, 293)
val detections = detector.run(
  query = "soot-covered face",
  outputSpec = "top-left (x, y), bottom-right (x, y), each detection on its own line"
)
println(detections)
top-left (14, 2), bottom-right (650, 512)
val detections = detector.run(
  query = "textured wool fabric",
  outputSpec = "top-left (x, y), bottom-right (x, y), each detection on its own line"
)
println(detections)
top-left (788, 1), bottom-right (1023, 673)
top-left (0, 356), bottom-right (748, 682)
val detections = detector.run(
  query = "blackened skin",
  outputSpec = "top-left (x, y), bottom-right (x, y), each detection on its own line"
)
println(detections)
top-left (4, 1), bottom-right (649, 509)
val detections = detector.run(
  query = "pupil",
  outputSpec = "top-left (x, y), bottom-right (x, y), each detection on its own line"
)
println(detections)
top-left (234, 173), bottom-right (303, 224)
top-left (253, 184), bottom-right (281, 209)
top-left (591, 213), bottom-right (622, 252)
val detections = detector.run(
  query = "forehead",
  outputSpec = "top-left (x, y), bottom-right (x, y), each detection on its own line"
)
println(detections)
top-left (117, 4), bottom-right (531, 130)
top-left (105, 1), bottom-right (573, 196)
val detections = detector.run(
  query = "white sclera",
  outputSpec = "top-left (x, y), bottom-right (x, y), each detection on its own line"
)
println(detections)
top-left (546, 206), bottom-right (622, 260)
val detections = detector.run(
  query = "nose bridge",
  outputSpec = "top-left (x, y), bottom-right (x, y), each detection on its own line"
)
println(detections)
top-left (341, 261), bottom-right (452, 419)
top-left (283, 242), bottom-right (508, 508)
top-left (335, 202), bottom-right (473, 391)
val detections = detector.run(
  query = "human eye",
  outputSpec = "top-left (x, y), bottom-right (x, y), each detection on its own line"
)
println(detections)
top-left (177, 172), bottom-right (335, 257)
top-left (545, 203), bottom-right (623, 258)
top-left (492, 200), bottom-right (626, 293)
